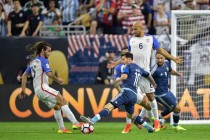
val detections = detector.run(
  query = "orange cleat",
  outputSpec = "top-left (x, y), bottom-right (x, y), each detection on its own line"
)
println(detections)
top-left (72, 122), bottom-right (83, 130)
top-left (57, 128), bottom-right (72, 134)
top-left (122, 124), bottom-right (132, 133)
top-left (154, 120), bottom-right (160, 132)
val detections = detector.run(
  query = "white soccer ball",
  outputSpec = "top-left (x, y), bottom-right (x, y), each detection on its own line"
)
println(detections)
top-left (81, 123), bottom-right (94, 134)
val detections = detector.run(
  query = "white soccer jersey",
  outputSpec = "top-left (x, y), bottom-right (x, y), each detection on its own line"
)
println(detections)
top-left (25, 56), bottom-right (52, 91)
top-left (128, 35), bottom-right (160, 71)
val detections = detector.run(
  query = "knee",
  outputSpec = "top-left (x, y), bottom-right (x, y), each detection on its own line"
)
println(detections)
top-left (104, 103), bottom-right (114, 111)
top-left (146, 93), bottom-right (155, 101)
top-left (173, 106), bottom-right (180, 113)
top-left (56, 94), bottom-right (67, 106)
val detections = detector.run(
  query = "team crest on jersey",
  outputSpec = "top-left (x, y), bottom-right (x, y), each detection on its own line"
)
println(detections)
top-left (146, 39), bottom-right (150, 43)
top-left (35, 60), bottom-right (39, 63)
top-left (19, 13), bottom-right (23, 17)
top-left (46, 64), bottom-right (50, 68)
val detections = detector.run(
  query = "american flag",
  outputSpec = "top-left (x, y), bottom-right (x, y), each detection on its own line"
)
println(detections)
top-left (67, 34), bottom-right (130, 58)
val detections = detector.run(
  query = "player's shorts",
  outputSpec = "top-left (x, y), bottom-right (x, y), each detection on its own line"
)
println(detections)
top-left (35, 85), bottom-right (59, 108)
top-left (138, 76), bottom-right (155, 94)
top-left (110, 88), bottom-right (137, 115)
top-left (155, 90), bottom-right (177, 111)
top-left (136, 87), bottom-right (144, 104)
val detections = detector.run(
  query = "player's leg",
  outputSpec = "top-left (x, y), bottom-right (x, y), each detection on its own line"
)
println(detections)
top-left (80, 93), bottom-right (124, 125)
top-left (55, 93), bottom-right (82, 129)
top-left (172, 105), bottom-right (186, 131)
top-left (139, 77), bottom-right (160, 131)
top-left (36, 89), bottom-right (72, 133)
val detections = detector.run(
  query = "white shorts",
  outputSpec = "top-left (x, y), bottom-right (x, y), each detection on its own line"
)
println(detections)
top-left (138, 76), bottom-right (155, 94)
top-left (136, 87), bottom-right (146, 104)
top-left (35, 85), bottom-right (59, 108)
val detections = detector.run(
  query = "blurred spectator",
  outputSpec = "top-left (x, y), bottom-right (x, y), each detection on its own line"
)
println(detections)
top-left (24, 0), bottom-right (45, 15)
top-left (89, 0), bottom-right (116, 34)
top-left (47, 18), bottom-right (65, 36)
top-left (79, 0), bottom-right (94, 11)
top-left (20, 3), bottom-right (43, 36)
top-left (7, 0), bottom-right (27, 36)
top-left (75, 7), bottom-right (91, 31)
top-left (172, 0), bottom-right (184, 10)
top-left (0, 2), bottom-right (7, 36)
top-left (136, 0), bottom-right (152, 33)
top-left (153, 3), bottom-right (170, 35)
top-left (196, 0), bottom-right (209, 10)
top-left (118, 0), bottom-right (145, 34)
top-left (95, 50), bottom-right (116, 85)
top-left (153, 0), bottom-right (170, 13)
top-left (17, 55), bottom-right (33, 84)
top-left (4, 0), bottom-right (13, 16)
top-left (182, 0), bottom-right (196, 10)
top-left (42, 0), bottom-right (61, 25)
top-left (61, 0), bottom-right (79, 25)
top-left (0, 0), bottom-right (5, 4)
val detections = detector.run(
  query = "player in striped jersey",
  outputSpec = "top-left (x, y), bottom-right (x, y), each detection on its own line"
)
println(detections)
top-left (151, 52), bottom-right (186, 131)
top-left (108, 21), bottom-right (183, 131)
top-left (19, 41), bottom-right (82, 133)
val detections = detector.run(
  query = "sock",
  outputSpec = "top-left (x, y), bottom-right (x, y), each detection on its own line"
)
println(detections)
top-left (146, 110), bottom-right (153, 122)
top-left (173, 112), bottom-right (180, 126)
top-left (150, 99), bottom-right (159, 120)
top-left (54, 110), bottom-right (65, 130)
top-left (61, 105), bottom-right (78, 124)
top-left (161, 108), bottom-right (171, 117)
top-left (92, 108), bottom-right (110, 123)
top-left (134, 116), bottom-right (152, 131)
top-left (126, 117), bottom-right (132, 124)
top-left (139, 107), bottom-right (147, 118)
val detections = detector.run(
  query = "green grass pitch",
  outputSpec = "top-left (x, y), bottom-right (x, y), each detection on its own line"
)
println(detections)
top-left (0, 122), bottom-right (210, 140)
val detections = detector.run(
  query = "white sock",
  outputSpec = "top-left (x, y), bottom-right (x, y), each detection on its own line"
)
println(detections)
top-left (146, 110), bottom-right (154, 122)
top-left (61, 105), bottom-right (78, 124)
top-left (54, 110), bottom-right (65, 130)
top-left (150, 100), bottom-right (159, 120)
top-left (139, 107), bottom-right (147, 118)
top-left (126, 117), bottom-right (132, 124)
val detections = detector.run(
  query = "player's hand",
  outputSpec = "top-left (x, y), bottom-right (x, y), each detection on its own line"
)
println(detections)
top-left (107, 61), bottom-right (115, 68)
top-left (18, 91), bottom-right (26, 99)
top-left (57, 77), bottom-right (64, 84)
top-left (175, 56), bottom-right (183, 65)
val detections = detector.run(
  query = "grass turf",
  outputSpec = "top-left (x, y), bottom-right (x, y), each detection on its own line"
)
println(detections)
top-left (0, 122), bottom-right (210, 140)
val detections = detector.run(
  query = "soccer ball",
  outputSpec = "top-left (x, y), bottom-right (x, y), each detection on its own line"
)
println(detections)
top-left (81, 123), bottom-right (94, 134)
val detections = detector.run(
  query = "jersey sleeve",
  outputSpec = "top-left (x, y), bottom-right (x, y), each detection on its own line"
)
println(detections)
top-left (122, 65), bottom-right (129, 75)
top-left (41, 59), bottom-right (52, 73)
top-left (25, 66), bottom-right (31, 74)
top-left (114, 64), bottom-right (121, 78)
top-left (140, 67), bottom-right (149, 77)
top-left (152, 36), bottom-right (160, 50)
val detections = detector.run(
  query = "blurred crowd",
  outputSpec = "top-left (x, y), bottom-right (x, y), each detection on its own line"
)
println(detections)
top-left (0, 0), bottom-right (209, 37)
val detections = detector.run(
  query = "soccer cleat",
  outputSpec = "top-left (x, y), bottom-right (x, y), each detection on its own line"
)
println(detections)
top-left (122, 124), bottom-right (132, 133)
top-left (72, 122), bottom-right (83, 130)
top-left (172, 125), bottom-right (186, 131)
top-left (147, 127), bottom-right (155, 133)
top-left (80, 116), bottom-right (94, 125)
top-left (57, 128), bottom-right (72, 134)
top-left (154, 120), bottom-right (160, 132)
top-left (160, 124), bottom-right (167, 129)
top-left (134, 121), bottom-right (143, 129)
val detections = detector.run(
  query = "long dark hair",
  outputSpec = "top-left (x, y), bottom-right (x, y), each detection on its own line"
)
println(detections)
top-left (26, 41), bottom-right (52, 56)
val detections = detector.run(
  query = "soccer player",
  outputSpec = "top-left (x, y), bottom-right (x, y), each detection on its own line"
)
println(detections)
top-left (150, 52), bottom-right (186, 131)
top-left (19, 41), bottom-right (82, 133)
top-left (80, 52), bottom-right (156, 133)
top-left (108, 21), bottom-right (183, 131)
top-left (114, 47), bottom-right (153, 133)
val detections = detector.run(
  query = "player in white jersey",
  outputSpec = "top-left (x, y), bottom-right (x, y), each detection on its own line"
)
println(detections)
top-left (108, 21), bottom-right (183, 131)
top-left (19, 41), bottom-right (82, 133)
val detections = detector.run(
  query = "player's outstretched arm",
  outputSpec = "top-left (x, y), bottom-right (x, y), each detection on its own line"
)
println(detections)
top-left (47, 72), bottom-right (64, 84)
top-left (147, 74), bottom-right (157, 89)
top-left (157, 47), bottom-right (183, 64)
top-left (19, 72), bottom-right (28, 99)
top-left (170, 70), bottom-right (182, 77)
top-left (107, 59), bottom-right (121, 68)
top-left (115, 74), bottom-right (128, 83)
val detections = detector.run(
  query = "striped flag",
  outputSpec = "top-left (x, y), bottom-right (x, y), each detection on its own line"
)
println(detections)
top-left (67, 35), bottom-right (130, 58)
